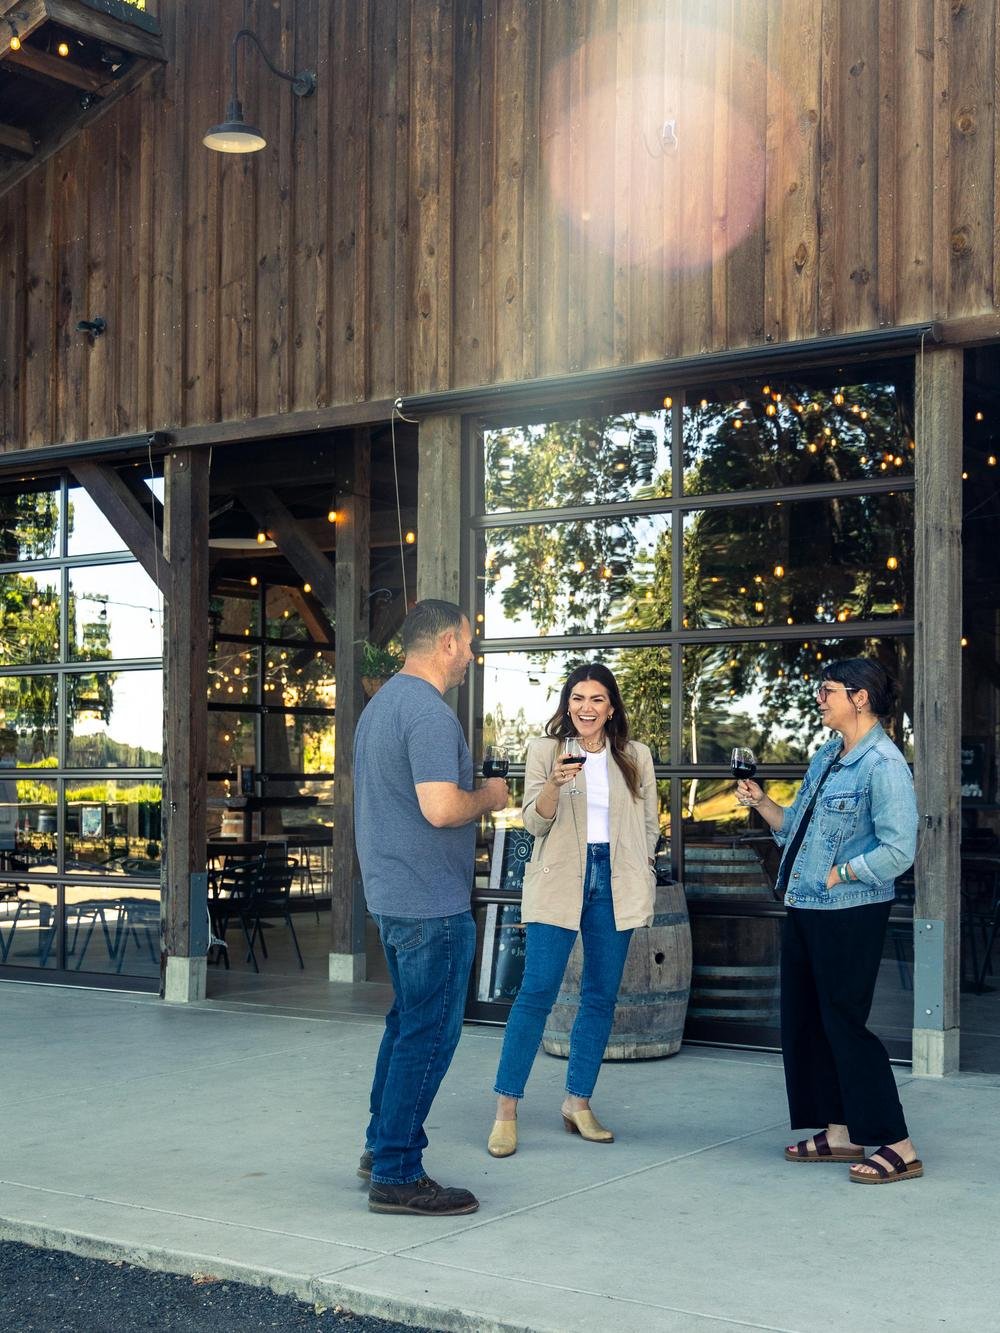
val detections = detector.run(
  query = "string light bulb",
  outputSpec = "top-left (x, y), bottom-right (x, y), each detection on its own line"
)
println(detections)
top-left (256, 530), bottom-right (267, 544)
top-left (57, 41), bottom-right (70, 56)
top-left (405, 530), bottom-right (416, 544)
top-left (303, 582), bottom-right (312, 593)
top-left (886, 556), bottom-right (899, 570)
top-left (249, 575), bottom-right (258, 587)
top-left (9, 34), bottom-right (20, 50)
top-left (663, 395), bottom-right (673, 409)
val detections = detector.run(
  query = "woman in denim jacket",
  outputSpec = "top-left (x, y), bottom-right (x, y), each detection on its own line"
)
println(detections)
top-left (736, 658), bottom-right (923, 1184)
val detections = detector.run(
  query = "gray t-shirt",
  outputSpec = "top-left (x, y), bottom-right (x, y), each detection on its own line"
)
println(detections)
top-left (353, 673), bottom-right (475, 918)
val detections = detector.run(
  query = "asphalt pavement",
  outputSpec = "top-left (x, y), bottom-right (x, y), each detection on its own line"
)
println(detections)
top-left (0, 1240), bottom-right (438, 1333)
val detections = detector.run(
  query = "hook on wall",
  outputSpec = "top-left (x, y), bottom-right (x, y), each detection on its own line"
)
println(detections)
top-left (76, 317), bottom-right (107, 337)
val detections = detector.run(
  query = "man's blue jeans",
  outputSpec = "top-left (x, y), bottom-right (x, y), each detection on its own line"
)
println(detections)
top-left (366, 910), bottom-right (476, 1185)
top-left (494, 843), bottom-right (633, 1100)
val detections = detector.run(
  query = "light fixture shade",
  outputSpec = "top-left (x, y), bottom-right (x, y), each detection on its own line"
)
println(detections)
top-left (203, 119), bottom-right (267, 153)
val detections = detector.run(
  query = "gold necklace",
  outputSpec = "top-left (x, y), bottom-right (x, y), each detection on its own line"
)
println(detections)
top-left (582, 737), bottom-right (606, 753)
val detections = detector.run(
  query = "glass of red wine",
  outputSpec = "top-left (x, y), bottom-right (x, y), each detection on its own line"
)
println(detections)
top-left (562, 733), bottom-right (586, 795)
top-left (730, 747), bottom-right (757, 781)
top-left (482, 744), bottom-right (509, 780)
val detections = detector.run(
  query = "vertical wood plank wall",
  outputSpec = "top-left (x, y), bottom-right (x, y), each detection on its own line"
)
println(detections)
top-left (1, 0), bottom-right (999, 450)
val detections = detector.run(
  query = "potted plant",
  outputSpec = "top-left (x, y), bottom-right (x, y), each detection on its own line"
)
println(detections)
top-left (360, 640), bottom-right (404, 697)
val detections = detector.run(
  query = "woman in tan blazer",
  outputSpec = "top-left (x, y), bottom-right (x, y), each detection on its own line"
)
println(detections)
top-left (487, 664), bottom-right (659, 1158)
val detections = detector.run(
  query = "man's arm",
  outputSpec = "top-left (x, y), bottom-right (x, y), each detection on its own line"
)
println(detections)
top-left (416, 779), bottom-right (508, 828)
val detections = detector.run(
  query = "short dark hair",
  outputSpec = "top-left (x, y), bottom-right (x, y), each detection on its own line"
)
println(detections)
top-left (400, 599), bottom-right (467, 654)
top-left (822, 657), bottom-right (898, 720)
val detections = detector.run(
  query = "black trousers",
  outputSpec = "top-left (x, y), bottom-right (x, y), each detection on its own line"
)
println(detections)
top-left (781, 901), bottom-right (908, 1146)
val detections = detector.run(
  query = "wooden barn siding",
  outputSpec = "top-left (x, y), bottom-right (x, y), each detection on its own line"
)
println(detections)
top-left (0, 0), bottom-right (997, 450)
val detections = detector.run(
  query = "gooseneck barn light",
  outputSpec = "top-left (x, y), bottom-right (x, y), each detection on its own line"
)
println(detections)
top-left (203, 28), bottom-right (316, 154)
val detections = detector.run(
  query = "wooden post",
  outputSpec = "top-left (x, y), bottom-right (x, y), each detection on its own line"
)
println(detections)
top-left (330, 429), bottom-right (370, 981)
top-left (161, 449), bottom-right (210, 1002)
top-left (417, 413), bottom-right (463, 606)
top-left (418, 413), bottom-right (464, 720)
top-left (912, 346), bottom-right (963, 1075)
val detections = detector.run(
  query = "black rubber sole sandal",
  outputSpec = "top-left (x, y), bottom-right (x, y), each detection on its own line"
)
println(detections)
top-left (849, 1145), bottom-right (924, 1183)
top-left (784, 1130), bottom-right (864, 1163)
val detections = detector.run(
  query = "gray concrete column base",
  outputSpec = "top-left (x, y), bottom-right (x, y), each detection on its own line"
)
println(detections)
top-left (329, 951), bottom-right (366, 983)
top-left (164, 956), bottom-right (208, 1003)
top-left (911, 1026), bottom-right (959, 1077)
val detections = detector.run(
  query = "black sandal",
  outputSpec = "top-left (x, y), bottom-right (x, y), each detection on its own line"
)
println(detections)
top-left (784, 1129), bottom-right (864, 1163)
top-left (849, 1144), bottom-right (924, 1183)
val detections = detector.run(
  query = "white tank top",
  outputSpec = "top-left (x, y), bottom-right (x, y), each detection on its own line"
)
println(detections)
top-left (585, 747), bottom-right (611, 843)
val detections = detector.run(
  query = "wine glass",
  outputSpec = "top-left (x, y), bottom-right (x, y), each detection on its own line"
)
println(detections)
top-left (562, 733), bottom-right (586, 796)
top-left (482, 743), bottom-right (510, 780)
top-left (731, 747), bottom-right (757, 817)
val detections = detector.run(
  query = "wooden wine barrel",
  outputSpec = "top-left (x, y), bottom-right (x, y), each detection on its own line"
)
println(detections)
top-left (683, 844), bottom-right (771, 900)
top-left (687, 914), bottom-right (781, 1025)
top-left (542, 881), bottom-right (692, 1061)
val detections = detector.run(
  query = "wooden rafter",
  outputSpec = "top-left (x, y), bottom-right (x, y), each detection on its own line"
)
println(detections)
top-left (70, 460), bottom-right (169, 592)
top-left (4, 43), bottom-right (107, 91)
top-left (0, 0), bottom-right (48, 54)
top-left (234, 487), bottom-right (338, 617)
top-left (0, 122), bottom-right (33, 154)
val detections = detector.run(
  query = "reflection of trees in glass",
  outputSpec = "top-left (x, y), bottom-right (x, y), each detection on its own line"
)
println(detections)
top-left (485, 416), bottom-right (664, 636)
top-left (0, 489), bottom-right (59, 562)
top-left (480, 379), bottom-right (913, 760)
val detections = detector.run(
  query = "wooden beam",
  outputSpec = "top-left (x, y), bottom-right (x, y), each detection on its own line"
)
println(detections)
top-left (936, 312), bottom-right (1000, 348)
top-left (285, 586), bottom-right (335, 652)
top-left (416, 413), bottom-right (462, 605)
top-left (330, 428), bottom-right (369, 974)
top-left (44, 0), bottom-right (166, 61)
top-left (70, 459), bottom-right (169, 591)
top-left (161, 450), bottom-right (209, 981)
top-left (170, 399), bottom-right (397, 451)
top-left (0, 53), bottom-right (156, 202)
top-left (4, 43), bottom-right (106, 91)
top-left (912, 345), bottom-right (963, 1075)
top-left (234, 487), bottom-right (337, 617)
top-left (0, 0), bottom-right (47, 53)
top-left (0, 122), bottom-right (33, 155)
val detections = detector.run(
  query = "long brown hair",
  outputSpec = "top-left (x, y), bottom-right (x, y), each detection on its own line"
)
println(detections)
top-left (544, 663), bottom-right (641, 799)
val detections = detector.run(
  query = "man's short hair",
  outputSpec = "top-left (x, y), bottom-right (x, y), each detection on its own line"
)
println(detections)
top-left (401, 599), bottom-right (467, 655)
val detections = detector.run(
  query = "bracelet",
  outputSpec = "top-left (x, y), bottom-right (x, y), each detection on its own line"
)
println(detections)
top-left (837, 863), bottom-right (848, 883)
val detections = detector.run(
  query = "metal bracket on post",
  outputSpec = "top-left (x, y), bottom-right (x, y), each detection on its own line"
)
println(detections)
top-left (913, 918), bottom-right (945, 1030)
top-left (189, 872), bottom-right (209, 956)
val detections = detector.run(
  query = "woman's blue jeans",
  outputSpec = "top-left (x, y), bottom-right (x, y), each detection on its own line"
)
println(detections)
top-left (494, 843), bottom-right (633, 1100)
top-left (366, 910), bottom-right (476, 1185)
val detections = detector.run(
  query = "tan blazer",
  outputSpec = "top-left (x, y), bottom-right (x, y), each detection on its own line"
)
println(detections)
top-left (520, 736), bottom-right (659, 932)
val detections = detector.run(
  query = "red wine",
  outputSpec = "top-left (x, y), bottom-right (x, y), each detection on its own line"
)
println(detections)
top-left (562, 753), bottom-right (586, 768)
top-left (483, 758), bottom-right (509, 779)
top-left (731, 761), bottom-right (757, 780)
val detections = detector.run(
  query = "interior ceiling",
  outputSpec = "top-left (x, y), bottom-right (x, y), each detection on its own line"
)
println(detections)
top-left (206, 422), bottom-right (418, 594)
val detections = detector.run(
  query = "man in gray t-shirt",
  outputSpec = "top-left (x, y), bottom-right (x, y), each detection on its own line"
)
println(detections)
top-left (354, 600), bottom-right (507, 1216)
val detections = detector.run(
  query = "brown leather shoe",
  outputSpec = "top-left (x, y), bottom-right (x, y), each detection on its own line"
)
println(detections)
top-left (368, 1176), bottom-right (480, 1216)
top-left (357, 1150), bottom-right (373, 1181)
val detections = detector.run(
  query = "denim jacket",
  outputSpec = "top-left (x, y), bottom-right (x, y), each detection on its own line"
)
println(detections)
top-left (774, 723), bottom-right (918, 910)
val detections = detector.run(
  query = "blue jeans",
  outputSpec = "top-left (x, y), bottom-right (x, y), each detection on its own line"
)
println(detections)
top-left (366, 910), bottom-right (476, 1185)
top-left (494, 843), bottom-right (633, 1100)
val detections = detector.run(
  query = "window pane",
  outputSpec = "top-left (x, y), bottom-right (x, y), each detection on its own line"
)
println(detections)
top-left (0, 571), bottom-right (60, 665)
top-left (683, 492), bottom-right (912, 629)
top-left (263, 645), bottom-right (335, 707)
top-left (484, 410), bottom-right (671, 513)
top-left (262, 711), bottom-right (335, 775)
top-left (0, 767), bottom-right (57, 875)
top-left (264, 585), bottom-right (330, 642)
top-left (64, 778), bottom-right (162, 874)
top-left (210, 591), bottom-right (260, 640)
top-left (0, 483), bottom-right (60, 563)
top-left (0, 883), bottom-right (57, 969)
top-left (480, 648), bottom-right (669, 763)
top-left (682, 377), bottom-right (913, 495)
top-left (64, 883), bottom-right (159, 976)
top-left (257, 778), bottom-right (334, 837)
top-left (681, 779), bottom-right (802, 899)
top-left (66, 669), bottom-right (163, 767)
top-left (207, 710), bottom-right (257, 775)
top-left (69, 564), bottom-right (163, 661)
top-left (209, 641), bottom-right (259, 704)
top-left (0, 675), bottom-right (59, 764)
top-left (481, 514), bottom-right (672, 638)
top-left (66, 485), bottom-right (128, 556)
top-left (680, 639), bottom-right (913, 764)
